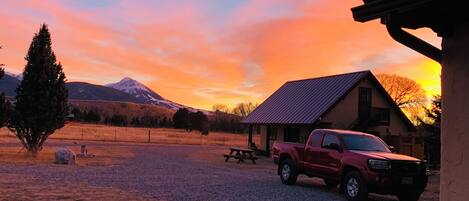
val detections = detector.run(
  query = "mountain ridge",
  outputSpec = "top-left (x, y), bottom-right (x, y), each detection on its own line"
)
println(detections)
top-left (0, 72), bottom-right (209, 114)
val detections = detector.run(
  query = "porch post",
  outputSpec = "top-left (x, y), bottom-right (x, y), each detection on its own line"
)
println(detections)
top-left (266, 125), bottom-right (270, 157)
top-left (440, 24), bottom-right (469, 201)
top-left (248, 125), bottom-right (253, 147)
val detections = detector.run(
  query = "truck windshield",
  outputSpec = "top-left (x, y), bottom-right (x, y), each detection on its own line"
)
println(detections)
top-left (341, 135), bottom-right (391, 152)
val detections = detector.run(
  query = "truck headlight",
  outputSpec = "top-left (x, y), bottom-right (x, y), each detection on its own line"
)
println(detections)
top-left (368, 159), bottom-right (391, 170)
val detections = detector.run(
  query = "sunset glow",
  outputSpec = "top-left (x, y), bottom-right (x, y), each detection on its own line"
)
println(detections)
top-left (0, 0), bottom-right (441, 109)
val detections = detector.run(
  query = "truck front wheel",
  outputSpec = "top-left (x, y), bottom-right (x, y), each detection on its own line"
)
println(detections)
top-left (280, 159), bottom-right (298, 185)
top-left (342, 171), bottom-right (368, 201)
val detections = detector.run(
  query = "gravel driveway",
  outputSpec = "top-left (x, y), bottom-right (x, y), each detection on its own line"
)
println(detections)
top-left (0, 141), bottom-right (399, 201)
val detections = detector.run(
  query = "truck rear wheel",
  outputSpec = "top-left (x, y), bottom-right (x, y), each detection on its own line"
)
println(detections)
top-left (342, 171), bottom-right (368, 201)
top-left (280, 159), bottom-right (297, 185)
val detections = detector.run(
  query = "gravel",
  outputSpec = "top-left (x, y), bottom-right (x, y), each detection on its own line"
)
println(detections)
top-left (0, 142), bottom-right (398, 201)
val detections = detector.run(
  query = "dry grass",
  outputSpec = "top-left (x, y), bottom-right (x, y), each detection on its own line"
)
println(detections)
top-left (0, 122), bottom-right (260, 147)
top-left (0, 138), bottom-right (134, 166)
top-left (0, 173), bottom-right (149, 201)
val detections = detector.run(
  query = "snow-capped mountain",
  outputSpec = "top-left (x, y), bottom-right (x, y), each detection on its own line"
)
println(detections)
top-left (106, 77), bottom-right (163, 101)
top-left (5, 72), bottom-right (23, 80)
top-left (106, 77), bottom-right (187, 111)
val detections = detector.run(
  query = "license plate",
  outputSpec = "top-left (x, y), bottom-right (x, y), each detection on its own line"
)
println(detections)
top-left (401, 177), bottom-right (413, 185)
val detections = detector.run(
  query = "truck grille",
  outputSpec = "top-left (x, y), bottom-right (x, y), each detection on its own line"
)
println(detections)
top-left (391, 161), bottom-right (421, 174)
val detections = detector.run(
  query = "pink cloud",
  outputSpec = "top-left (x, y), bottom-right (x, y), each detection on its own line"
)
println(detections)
top-left (0, 0), bottom-right (441, 109)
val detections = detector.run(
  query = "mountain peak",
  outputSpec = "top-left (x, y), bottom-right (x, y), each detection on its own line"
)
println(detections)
top-left (107, 77), bottom-right (147, 91)
top-left (106, 77), bottom-right (164, 103)
top-left (120, 77), bottom-right (136, 82)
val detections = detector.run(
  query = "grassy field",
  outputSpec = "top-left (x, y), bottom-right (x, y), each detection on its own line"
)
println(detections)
top-left (0, 122), bottom-right (260, 147)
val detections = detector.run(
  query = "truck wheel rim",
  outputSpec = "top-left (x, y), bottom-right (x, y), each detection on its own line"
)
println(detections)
top-left (346, 178), bottom-right (359, 197)
top-left (282, 164), bottom-right (290, 180)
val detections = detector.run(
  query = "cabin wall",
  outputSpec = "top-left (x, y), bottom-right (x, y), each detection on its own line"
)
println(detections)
top-left (321, 78), bottom-right (410, 136)
top-left (321, 78), bottom-right (423, 158)
top-left (257, 125), bottom-right (310, 152)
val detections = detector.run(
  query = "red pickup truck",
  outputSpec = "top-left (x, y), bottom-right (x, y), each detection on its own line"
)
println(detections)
top-left (272, 129), bottom-right (428, 201)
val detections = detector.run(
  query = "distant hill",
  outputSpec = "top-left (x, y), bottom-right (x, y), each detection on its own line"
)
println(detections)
top-left (67, 82), bottom-right (143, 103)
top-left (0, 74), bottom-right (20, 96)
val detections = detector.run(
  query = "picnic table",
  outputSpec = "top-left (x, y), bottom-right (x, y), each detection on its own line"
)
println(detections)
top-left (224, 147), bottom-right (258, 164)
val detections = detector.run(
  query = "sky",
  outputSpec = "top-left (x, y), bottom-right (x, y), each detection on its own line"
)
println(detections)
top-left (0, 0), bottom-right (442, 110)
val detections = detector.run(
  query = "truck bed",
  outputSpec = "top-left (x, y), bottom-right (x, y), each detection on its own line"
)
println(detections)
top-left (272, 141), bottom-right (306, 167)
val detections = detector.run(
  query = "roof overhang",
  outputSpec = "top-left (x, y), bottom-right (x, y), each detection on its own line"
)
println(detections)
top-left (351, 0), bottom-right (469, 63)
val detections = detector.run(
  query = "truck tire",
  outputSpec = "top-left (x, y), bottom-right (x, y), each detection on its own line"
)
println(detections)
top-left (279, 159), bottom-right (298, 185)
top-left (342, 171), bottom-right (368, 201)
top-left (324, 179), bottom-right (339, 188)
top-left (397, 191), bottom-right (422, 201)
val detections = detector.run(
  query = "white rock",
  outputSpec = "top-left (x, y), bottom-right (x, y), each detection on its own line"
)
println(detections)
top-left (54, 147), bottom-right (76, 165)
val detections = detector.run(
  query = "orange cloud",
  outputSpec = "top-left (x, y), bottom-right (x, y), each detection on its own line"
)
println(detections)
top-left (0, 0), bottom-right (442, 110)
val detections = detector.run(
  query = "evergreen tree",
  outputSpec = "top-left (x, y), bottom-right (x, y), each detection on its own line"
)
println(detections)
top-left (190, 111), bottom-right (209, 132)
top-left (0, 67), bottom-right (13, 128)
top-left (419, 95), bottom-right (441, 166)
top-left (130, 116), bottom-right (141, 127)
top-left (8, 24), bottom-right (68, 154)
top-left (110, 114), bottom-right (128, 126)
top-left (160, 116), bottom-right (169, 127)
top-left (83, 108), bottom-right (101, 123)
top-left (173, 108), bottom-right (190, 129)
top-left (70, 106), bottom-right (82, 121)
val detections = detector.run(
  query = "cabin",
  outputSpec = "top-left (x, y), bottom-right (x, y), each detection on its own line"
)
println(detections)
top-left (242, 70), bottom-right (423, 159)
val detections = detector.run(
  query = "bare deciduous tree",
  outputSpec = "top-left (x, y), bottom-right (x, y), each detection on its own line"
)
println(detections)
top-left (212, 103), bottom-right (230, 113)
top-left (232, 102), bottom-right (258, 118)
top-left (376, 74), bottom-right (427, 108)
top-left (376, 74), bottom-right (427, 120)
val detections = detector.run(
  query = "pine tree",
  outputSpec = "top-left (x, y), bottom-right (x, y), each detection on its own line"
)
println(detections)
top-left (0, 66), bottom-right (13, 128)
top-left (189, 111), bottom-right (209, 132)
top-left (173, 108), bottom-right (190, 129)
top-left (8, 24), bottom-right (68, 154)
top-left (419, 95), bottom-right (441, 166)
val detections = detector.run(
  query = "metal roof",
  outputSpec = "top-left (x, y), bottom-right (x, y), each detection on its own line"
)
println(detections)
top-left (242, 71), bottom-right (371, 125)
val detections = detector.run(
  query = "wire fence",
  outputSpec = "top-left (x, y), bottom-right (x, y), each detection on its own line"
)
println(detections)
top-left (0, 123), bottom-right (260, 148)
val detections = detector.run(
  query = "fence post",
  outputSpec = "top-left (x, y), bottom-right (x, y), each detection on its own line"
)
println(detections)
top-left (148, 129), bottom-right (151, 143)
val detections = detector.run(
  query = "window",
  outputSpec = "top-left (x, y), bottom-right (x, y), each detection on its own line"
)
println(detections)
top-left (358, 87), bottom-right (372, 120)
top-left (284, 127), bottom-right (300, 142)
top-left (372, 107), bottom-right (390, 125)
top-left (342, 135), bottom-right (391, 152)
top-left (321, 134), bottom-right (340, 149)
top-left (310, 132), bottom-right (323, 147)
top-left (359, 87), bottom-right (372, 105)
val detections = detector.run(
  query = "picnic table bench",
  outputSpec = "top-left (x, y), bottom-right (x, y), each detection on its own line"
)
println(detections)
top-left (224, 147), bottom-right (258, 164)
